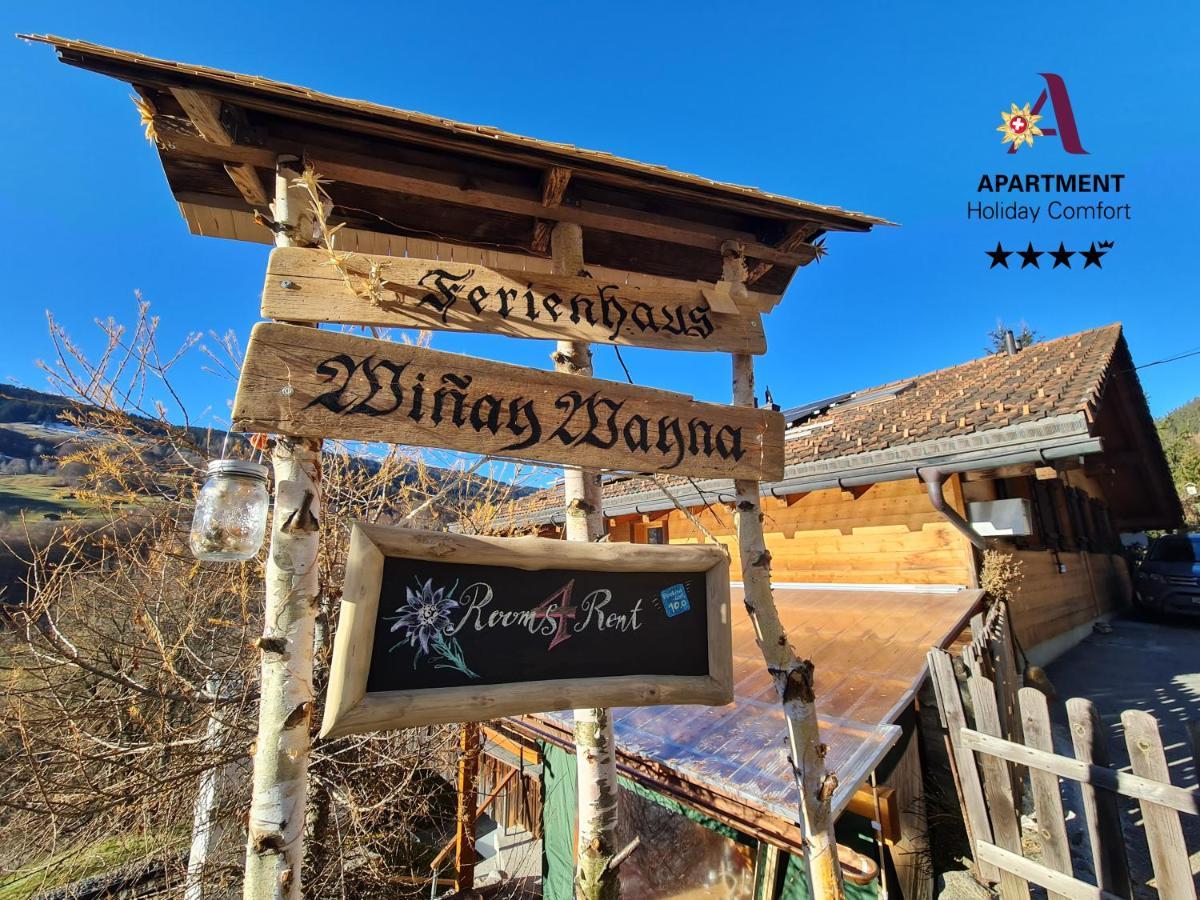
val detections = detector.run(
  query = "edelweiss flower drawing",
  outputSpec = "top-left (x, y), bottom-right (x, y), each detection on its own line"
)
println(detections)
top-left (383, 578), bottom-right (477, 679)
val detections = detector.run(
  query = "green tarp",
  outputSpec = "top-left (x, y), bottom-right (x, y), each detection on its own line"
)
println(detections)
top-left (539, 741), bottom-right (880, 900)
top-left (541, 741), bottom-right (578, 900)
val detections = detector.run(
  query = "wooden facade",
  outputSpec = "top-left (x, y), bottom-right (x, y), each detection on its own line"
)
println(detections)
top-left (961, 470), bottom-right (1133, 656)
top-left (608, 477), bottom-right (976, 587)
top-left (595, 466), bottom-right (1132, 658)
top-left (1004, 550), bottom-right (1130, 656)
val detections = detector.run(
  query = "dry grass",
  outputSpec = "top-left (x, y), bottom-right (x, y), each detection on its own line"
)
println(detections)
top-left (980, 547), bottom-right (1024, 604)
top-left (0, 290), bottom-right (542, 897)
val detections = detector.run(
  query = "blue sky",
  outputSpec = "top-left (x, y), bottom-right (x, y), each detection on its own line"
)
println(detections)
top-left (3, 1), bottom-right (1198, 431)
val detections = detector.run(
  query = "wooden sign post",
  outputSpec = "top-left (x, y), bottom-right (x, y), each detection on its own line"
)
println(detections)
top-left (725, 242), bottom-right (845, 900)
top-left (549, 221), bottom-right (618, 900)
top-left (243, 157), bottom-right (323, 900)
top-left (231, 322), bottom-right (785, 481)
top-left (319, 524), bottom-right (732, 736)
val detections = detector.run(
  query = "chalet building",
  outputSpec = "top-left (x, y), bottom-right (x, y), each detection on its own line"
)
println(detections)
top-left (495, 322), bottom-right (1179, 661)
top-left (478, 323), bottom-right (1181, 898)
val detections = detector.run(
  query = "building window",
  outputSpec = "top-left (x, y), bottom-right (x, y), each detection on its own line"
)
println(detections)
top-left (1030, 477), bottom-right (1062, 551)
top-left (646, 524), bottom-right (666, 545)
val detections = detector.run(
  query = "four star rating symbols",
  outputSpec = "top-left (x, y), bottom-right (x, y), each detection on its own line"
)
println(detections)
top-left (987, 241), bottom-right (1113, 269)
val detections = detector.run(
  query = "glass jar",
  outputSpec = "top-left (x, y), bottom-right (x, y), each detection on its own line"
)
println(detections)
top-left (189, 460), bottom-right (270, 561)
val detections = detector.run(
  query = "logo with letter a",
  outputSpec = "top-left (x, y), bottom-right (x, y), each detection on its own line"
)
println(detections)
top-left (997, 73), bottom-right (1088, 155)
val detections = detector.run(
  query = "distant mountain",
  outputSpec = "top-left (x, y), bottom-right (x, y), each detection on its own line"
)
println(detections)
top-left (0, 383), bottom-right (533, 510)
top-left (1158, 396), bottom-right (1200, 443)
top-left (0, 384), bottom-right (236, 451)
top-left (0, 383), bottom-right (534, 604)
top-left (0, 384), bottom-right (86, 425)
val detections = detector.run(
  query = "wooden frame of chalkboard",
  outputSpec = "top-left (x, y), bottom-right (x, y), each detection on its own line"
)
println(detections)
top-left (320, 523), bottom-right (732, 738)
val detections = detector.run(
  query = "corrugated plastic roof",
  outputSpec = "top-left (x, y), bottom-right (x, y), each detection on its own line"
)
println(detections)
top-left (527, 584), bottom-right (980, 825)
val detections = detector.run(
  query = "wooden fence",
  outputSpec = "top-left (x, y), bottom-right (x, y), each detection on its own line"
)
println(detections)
top-left (928, 603), bottom-right (1198, 899)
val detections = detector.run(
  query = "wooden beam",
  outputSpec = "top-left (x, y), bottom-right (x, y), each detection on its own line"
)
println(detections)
top-left (431, 765), bottom-right (517, 875)
top-left (170, 87), bottom-right (233, 146)
top-left (312, 154), bottom-right (819, 268)
top-left (169, 91), bottom-right (271, 210)
top-left (1122, 710), bottom-right (1193, 898)
top-left (967, 676), bottom-right (1031, 900)
top-left (482, 725), bottom-right (541, 767)
top-left (153, 127), bottom-right (819, 267)
top-left (42, 50), bottom-right (877, 233)
top-left (1017, 689), bottom-right (1073, 895)
top-left (727, 238), bottom-right (844, 900)
top-left (746, 224), bottom-right (821, 284)
top-left (976, 842), bottom-right (1125, 900)
top-left (453, 722), bottom-right (480, 892)
top-left (960, 728), bottom-right (1199, 814)
top-left (241, 154), bottom-right (323, 900)
top-left (541, 166), bottom-right (572, 207)
top-left (531, 220), bottom-right (552, 254)
top-left (1066, 699), bottom-right (1133, 898)
top-left (551, 220), bottom-right (620, 900)
top-left (532, 167), bottom-right (572, 253)
top-left (845, 785), bottom-right (900, 844)
top-left (177, 197), bottom-right (787, 311)
top-left (223, 162), bottom-right (269, 207)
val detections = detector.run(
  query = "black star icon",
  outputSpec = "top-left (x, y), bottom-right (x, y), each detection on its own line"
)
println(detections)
top-left (1081, 241), bottom-right (1109, 269)
top-left (1017, 242), bottom-right (1043, 269)
top-left (986, 241), bottom-right (1012, 269)
top-left (1050, 242), bottom-right (1074, 269)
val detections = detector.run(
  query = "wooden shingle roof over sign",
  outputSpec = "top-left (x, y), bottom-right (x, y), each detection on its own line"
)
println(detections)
top-left (21, 35), bottom-right (891, 294)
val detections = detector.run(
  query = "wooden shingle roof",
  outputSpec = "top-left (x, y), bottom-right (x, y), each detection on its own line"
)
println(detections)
top-left (498, 323), bottom-right (1165, 525)
top-left (783, 323), bottom-right (1123, 465)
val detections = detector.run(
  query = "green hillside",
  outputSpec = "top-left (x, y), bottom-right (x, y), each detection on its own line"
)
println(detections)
top-left (1156, 395), bottom-right (1200, 527)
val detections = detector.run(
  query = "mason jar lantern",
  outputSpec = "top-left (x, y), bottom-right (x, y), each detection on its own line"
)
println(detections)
top-left (189, 459), bottom-right (270, 561)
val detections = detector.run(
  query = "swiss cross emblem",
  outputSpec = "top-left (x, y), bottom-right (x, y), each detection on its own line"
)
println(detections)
top-left (996, 75), bottom-right (1089, 154)
top-left (997, 101), bottom-right (1044, 150)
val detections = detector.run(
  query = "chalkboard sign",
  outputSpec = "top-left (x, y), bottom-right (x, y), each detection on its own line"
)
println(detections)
top-left (320, 523), bottom-right (732, 738)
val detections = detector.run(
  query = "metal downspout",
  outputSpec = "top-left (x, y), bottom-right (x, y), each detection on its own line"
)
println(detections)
top-left (918, 467), bottom-right (986, 550)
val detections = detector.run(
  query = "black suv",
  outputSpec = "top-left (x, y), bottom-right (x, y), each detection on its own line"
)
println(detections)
top-left (1134, 534), bottom-right (1200, 615)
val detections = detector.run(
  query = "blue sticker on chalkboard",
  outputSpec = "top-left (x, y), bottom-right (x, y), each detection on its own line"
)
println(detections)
top-left (661, 583), bottom-right (691, 618)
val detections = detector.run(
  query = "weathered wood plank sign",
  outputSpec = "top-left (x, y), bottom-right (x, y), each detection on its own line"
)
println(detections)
top-left (232, 323), bottom-right (785, 480)
top-left (320, 524), bottom-right (732, 736)
top-left (261, 247), bottom-right (770, 354)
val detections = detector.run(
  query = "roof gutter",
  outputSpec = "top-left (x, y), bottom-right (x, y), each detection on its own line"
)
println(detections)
top-left (493, 414), bottom-right (1103, 529)
top-left (767, 432), bottom-right (1102, 497)
top-left (918, 467), bottom-right (986, 550)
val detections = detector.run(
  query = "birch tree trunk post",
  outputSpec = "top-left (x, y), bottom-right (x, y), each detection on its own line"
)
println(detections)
top-left (550, 221), bottom-right (619, 900)
top-left (243, 155), bottom-right (323, 900)
top-left (725, 241), bottom-right (845, 900)
top-left (186, 674), bottom-right (246, 900)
